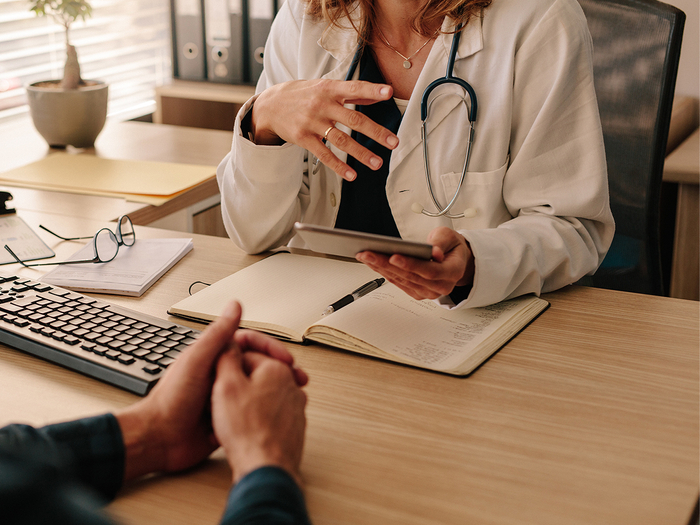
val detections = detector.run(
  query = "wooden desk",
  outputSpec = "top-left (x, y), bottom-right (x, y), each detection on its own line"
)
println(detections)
top-left (0, 214), bottom-right (696, 525)
top-left (0, 118), bottom-right (233, 235)
top-left (664, 129), bottom-right (699, 300)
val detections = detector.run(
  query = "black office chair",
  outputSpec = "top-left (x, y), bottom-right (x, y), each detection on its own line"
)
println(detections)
top-left (577, 0), bottom-right (685, 295)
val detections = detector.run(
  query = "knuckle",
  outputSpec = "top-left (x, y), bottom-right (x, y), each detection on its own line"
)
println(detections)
top-left (346, 110), bottom-right (364, 128)
top-left (334, 130), bottom-right (350, 148)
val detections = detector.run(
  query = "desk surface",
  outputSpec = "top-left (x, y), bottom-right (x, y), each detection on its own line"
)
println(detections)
top-left (0, 213), bottom-right (696, 525)
top-left (0, 118), bottom-right (233, 226)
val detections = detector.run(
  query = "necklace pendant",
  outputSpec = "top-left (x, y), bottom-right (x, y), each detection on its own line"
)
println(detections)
top-left (403, 60), bottom-right (412, 69)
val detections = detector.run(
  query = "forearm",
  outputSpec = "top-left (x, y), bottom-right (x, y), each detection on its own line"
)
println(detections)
top-left (451, 213), bottom-right (612, 308)
top-left (217, 109), bottom-right (308, 254)
top-left (0, 414), bottom-right (125, 501)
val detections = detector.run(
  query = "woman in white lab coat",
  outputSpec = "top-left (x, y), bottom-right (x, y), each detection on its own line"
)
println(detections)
top-left (216, 0), bottom-right (615, 309)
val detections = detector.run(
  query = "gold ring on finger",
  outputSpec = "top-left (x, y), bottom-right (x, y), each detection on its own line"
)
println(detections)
top-left (323, 126), bottom-right (334, 141)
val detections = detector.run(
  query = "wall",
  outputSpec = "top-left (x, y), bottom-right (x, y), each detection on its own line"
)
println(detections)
top-left (666, 0), bottom-right (699, 98)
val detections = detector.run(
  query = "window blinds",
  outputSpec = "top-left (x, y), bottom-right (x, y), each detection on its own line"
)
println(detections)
top-left (0, 0), bottom-right (172, 125)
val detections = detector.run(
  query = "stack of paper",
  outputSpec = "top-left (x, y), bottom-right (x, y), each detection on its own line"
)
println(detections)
top-left (0, 154), bottom-right (216, 205)
top-left (41, 238), bottom-right (193, 296)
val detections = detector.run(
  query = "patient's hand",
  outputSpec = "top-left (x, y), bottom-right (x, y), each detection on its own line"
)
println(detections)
top-left (211, 345), bottom-right (308, 485)
top-left (115, 301), bottom-right (307, 482)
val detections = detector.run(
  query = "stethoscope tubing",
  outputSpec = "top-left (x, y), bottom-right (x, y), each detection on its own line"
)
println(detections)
top-left (315, 23), bottom-right (477, 220)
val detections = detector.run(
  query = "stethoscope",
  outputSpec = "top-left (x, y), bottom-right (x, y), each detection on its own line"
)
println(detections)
top-left (315, 23), bottom-right (477, 219)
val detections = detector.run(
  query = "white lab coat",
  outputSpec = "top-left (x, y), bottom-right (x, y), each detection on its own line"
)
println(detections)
top-left (217, 0), bottom-right (615, 308)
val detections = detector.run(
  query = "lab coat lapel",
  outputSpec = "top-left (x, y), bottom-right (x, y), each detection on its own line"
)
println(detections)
top-left (389, 16), bottom-right (484, 173)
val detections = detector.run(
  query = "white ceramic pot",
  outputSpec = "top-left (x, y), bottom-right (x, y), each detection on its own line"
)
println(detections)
top-left (26, 80), bottom-right (108, 148)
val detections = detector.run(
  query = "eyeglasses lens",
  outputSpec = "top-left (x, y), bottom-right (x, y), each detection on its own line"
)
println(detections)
top-left (119, 216), bottom-right (135, 246)
top-left (95, 229), bottom-right (119, 262)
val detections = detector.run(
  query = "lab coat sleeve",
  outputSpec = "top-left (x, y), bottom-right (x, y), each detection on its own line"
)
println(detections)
top-left (216, 1), bottom-right (312, 254)
top-left (449, 0), bottom-right (614, 308)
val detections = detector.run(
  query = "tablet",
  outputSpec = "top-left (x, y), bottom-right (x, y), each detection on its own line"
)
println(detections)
top-left (294, 223), bottom-right (432, 260)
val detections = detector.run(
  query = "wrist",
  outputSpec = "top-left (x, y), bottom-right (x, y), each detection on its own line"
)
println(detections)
top-left (115, 403), bottom-right (167, 481)
top-left (248, 96), bottom-right (284, 146)
top-left (226, 446), bottom-right (302, 487)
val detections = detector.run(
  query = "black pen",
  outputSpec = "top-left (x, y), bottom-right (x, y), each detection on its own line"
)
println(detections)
top-left (322, 278), bottom-right (385, 316)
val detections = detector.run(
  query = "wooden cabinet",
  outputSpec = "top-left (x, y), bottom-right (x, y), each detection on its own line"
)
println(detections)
top-left (154, 80), bottom-right (255, 131)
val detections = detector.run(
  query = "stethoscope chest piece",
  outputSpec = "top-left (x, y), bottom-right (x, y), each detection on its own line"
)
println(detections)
top-left (414, 23), bottom-right (477, 220)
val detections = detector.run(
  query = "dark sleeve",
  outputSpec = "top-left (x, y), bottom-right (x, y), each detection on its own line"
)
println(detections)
top-left (0, 414), bottom-right (124, 525)
top-left (221, 466), bottom-right (312, 525)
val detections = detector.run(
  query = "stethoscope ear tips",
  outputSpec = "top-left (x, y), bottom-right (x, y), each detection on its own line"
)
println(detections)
top-left (411, 202), bottom-right (424, 214)
top-left (463, 208), bottom-right (477, 218)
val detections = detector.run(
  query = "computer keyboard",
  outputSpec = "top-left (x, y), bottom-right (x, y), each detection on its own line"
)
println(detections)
top-left (0, 274), bottom-right (200, 395)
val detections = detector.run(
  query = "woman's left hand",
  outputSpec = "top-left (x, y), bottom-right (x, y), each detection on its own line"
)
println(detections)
top-left (356, 227), bottom-right (475, 301)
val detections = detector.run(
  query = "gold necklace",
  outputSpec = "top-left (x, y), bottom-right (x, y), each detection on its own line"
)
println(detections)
top-left (375, 26), bottom-right (438, 70)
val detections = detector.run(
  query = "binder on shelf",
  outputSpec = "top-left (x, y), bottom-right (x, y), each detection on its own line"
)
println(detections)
top-left (171, 0), bottom-right (207, 81)
top-left (204, 0), bottom-right (245, 84)
top-left (247, 0), bottom-right (275, 85)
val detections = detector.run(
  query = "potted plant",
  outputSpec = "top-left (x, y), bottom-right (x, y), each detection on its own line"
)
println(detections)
top-left (25, 0), bottom-right (108, 148)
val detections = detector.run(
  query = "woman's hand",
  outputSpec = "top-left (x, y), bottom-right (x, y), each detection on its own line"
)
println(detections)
top-left (250, 79), bottom-right (399, 180)
top-left (356, 227), bottom-right (475, 301)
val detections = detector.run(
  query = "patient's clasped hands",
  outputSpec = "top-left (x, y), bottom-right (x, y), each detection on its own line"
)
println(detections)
top-left (114, 301), bottom-right (309, 486)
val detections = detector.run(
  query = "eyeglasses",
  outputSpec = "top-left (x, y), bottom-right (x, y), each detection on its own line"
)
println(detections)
top-left (4, 215), bottom-right (135, 267)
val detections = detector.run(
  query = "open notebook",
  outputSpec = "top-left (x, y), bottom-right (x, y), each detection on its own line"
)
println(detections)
top-left (168, 253), bottom-right (548, 375)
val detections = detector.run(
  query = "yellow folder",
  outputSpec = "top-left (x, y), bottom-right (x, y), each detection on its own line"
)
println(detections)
top-left (0, 153), bottom-right (217, 205)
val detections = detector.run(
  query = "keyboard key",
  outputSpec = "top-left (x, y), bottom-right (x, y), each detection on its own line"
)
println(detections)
top-left (120, 344), bottom-right (138, 354)
top-left (131, 348), bottom-right (151, 358)
top-left (83, 332), bottom-right (102, 342)
top-left (164, 350), bottom-right (181, 359)
top-left (12, 319), bottom-right (30, 328)
top-left (107, 340), bottom-right (126, 350)
top-left (157, 356), bottom-right (175, 367)
top-left (171, 326), bottom-right (192, 335)
top-left (81, 342), bottom-right (96, 351)
top-left (105, 350), bottom-right (121, 360)
top-left (144, 352), bottom-right (163, 363)
top-left (142, 364), bottom-right (161, 375)
top-left (92, 345), bottom-right (108, 356)
top-left (63, 335), bottom-right (80, 345)
top-left (0, 303), bottom-right (23, 314)
top-left (51, 331), bottom-right (67, 341)
top-left (96, 336), bottom-right (113, 345)
top-left (117, 355), bottom-right (135, 365)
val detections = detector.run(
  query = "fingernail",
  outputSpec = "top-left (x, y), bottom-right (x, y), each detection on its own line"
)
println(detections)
top-left (345, 170), bottom-right (356, 180)
top-left (386, 135), bottom-right (398, 148)
top-left (222, 301), bottom-right (240, 319)
top-left (360, 253), bottom-right (375, 264)
top-left (370, 157), bottom-right (382, 169)
top-left (380, 87), bottom-right (391, 97)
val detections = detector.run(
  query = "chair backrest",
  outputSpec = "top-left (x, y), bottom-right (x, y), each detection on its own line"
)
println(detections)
top-left (578, 0), bottom-right (685, 295)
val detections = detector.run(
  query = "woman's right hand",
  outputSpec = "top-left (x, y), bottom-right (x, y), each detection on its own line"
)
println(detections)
top-left (250, 79), bottom-right (399, 181)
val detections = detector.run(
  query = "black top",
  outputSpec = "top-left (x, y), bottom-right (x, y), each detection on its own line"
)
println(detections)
top-left (335, 49), bottom-right (403, 238)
